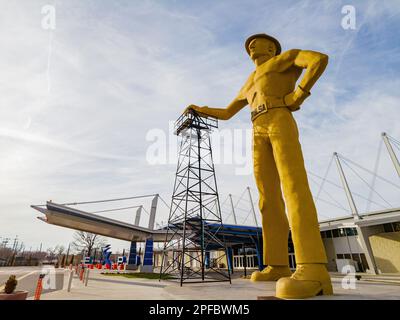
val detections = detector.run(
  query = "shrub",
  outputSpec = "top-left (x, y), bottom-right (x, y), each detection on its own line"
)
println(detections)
top-left (4, 275), bottom-right (18, 294)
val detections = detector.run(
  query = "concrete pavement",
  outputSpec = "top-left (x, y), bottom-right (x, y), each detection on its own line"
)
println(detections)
top-left (0, 266), bottom-right (65, 298)
top-left (36, 269), bottom-right (400, 300)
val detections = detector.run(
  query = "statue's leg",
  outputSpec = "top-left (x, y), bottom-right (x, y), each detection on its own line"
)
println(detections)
top-left (249, 125), bottom-right (291, 281)
top-left (268, 110), bottom-right (332, 298)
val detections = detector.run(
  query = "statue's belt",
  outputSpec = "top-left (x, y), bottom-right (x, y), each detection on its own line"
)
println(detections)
top-left (250, 96), bottom-right (288, 122)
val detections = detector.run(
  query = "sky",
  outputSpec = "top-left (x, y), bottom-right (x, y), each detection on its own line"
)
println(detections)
top-left (0, 0), bottom-right (400, 253)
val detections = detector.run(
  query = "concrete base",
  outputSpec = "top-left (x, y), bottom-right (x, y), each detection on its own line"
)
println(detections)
top-left (257, 296), bottom-right (283, 300)
top-left (139, 265), bottom-right (153, 273)
top-left (37, 269), bottom-right (400, 300)
top-left (125, 264), bottom-right (138, 271)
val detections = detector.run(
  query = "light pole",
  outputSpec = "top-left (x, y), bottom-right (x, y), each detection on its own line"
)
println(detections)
top-left (65, 243), bottom-right (71, 267)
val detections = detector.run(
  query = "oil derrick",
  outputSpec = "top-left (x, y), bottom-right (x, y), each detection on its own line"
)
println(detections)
top-left (160, 109), bottom-right (231, 285)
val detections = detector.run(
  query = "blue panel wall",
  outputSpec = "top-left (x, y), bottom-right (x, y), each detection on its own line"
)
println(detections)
top-left (128, 241), bottom-right (137, 265)
top-left (143, 238), bottom-right (154, 266)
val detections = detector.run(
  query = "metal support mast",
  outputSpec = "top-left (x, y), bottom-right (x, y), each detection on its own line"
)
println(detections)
top-left (333, 152), bottom-right (361, 219)
top-left (229, 194), bottom-right (238, 225)
top-left (382, 132), bottom-right (400, 178)
top-left (159, 110), bottom-right (231, 285)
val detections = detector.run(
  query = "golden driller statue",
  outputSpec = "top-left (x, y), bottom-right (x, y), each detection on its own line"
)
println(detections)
top-left (184, 33), bottom-right (332, 299)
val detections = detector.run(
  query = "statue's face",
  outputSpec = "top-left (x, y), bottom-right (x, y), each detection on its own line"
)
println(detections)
top-left (248, 37), bottom-right (277, 61)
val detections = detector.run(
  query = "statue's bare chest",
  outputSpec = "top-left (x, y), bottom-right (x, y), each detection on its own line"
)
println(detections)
top-left (249, 64), bottom-right (302, 102)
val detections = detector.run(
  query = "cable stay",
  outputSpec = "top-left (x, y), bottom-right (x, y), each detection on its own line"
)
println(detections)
top-left (315, 154), bottom-right (334, 203)
top-left (219, 195), bottom-right (229, 208)
top-left (141, 206), bottom-right (151, 217)
top-left (158, 195), bottom-right (171, 210)
top-left (315, 197), bottom-right (349, 214)
top-left (233, 188), bottom-right (247, 209)
top-left (233, 197), bottom-right (252, 204)
top-left (91, 205), bottom-right (142, 214)
top-left (308, 176), bottom-right (349, 212)
top-left (235, 205), bottom-right (254, 212)
top-left (390, 141), bottom-right (400, 153)
top-left (340, 158), bottom-right (392, 208)
top-left (242, 209), bottom-right (253, 225)
top-left (308, 171), bottom-right (389, 209)
top-left (387, 134), bottom-right (400, 149)
top-left (317, 211), bottom-right (338, 220)
top-left (366, 139), bottom-right (383, 212)
top-left (62, 194), bottom-right (158, 206)
top-left (337, 153), bottom-right (400, 190)
top-left (308, 171), bottom-right (345, 190)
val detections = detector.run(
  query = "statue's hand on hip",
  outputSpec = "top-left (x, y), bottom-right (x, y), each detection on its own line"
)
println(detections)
top-left (283, 87), bottom-right (310, 112)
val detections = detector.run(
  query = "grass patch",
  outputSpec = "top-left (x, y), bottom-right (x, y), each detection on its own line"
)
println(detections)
top-left (101, 272), bottom-right (174, 280)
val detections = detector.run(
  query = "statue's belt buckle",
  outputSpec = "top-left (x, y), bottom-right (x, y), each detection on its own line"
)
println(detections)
top-left (251, 104), bottom-right (267, 120)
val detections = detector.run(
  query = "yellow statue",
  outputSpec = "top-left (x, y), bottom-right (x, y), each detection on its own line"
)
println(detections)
top-left (184, 33), bottom-right (332, 299)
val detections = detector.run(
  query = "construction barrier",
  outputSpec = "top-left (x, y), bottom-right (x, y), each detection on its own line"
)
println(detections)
top-left (82, 269), bottom-right (85, 283)
top-left (34, 274), bottom-right (46, 300)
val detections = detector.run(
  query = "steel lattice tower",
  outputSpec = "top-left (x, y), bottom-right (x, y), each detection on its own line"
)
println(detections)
top-left (159, 110), bottom-right (231, 285)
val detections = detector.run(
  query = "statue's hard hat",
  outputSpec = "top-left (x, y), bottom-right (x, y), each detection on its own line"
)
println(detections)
top-left (245, 33), bottom-right (282, 56)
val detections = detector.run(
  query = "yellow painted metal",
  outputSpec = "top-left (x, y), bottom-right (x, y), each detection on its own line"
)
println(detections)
top-left (250, 265), bottom-right (292, 282)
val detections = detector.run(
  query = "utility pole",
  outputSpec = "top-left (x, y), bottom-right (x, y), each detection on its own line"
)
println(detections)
top-left (382, 132), bottom-right (400, 177)
top-left (333, 153), bottom-right (360, 220)
top-left (12, 236), bottom-right (18, 251)
top-left (246, 187), bottom-right (258, 227)
top-left (229, 194), bottom-right (238, 225)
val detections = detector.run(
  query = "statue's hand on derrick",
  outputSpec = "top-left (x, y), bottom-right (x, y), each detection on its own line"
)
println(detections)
top-left (184, 104), bottom-right (203, 115)
top-left (183, 98), bottom-right (247, 120)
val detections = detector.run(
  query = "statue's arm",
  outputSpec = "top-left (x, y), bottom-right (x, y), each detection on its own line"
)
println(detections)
top-left (276, 49), bottom-right (329, 108)
top-left (293, 50), bottom-right (329, 93)
top-left (184, 98), bottom-right (247, 120)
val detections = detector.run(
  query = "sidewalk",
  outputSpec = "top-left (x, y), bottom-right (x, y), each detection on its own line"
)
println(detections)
top-left (330, 272), bottom-right (400, 285)
top-left (36, 269), bottom-right (400, 300)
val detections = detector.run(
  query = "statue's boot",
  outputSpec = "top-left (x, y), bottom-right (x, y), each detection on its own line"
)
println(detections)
top-left (250, 265), bottom-right (292, 281)
top-left (276, 263), bottom-right (333, 299)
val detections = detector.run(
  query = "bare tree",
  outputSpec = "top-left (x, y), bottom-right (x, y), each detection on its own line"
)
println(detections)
top-left (71, 231), bottom-right (107, 256)
top-left (55, 245), bottom-right (65, 256)
top-left (46, 247), bottom-right (58, 262)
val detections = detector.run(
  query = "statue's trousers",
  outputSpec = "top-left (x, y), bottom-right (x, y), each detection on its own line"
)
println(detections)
top-left (252, 108), bottom-right (327, 266)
